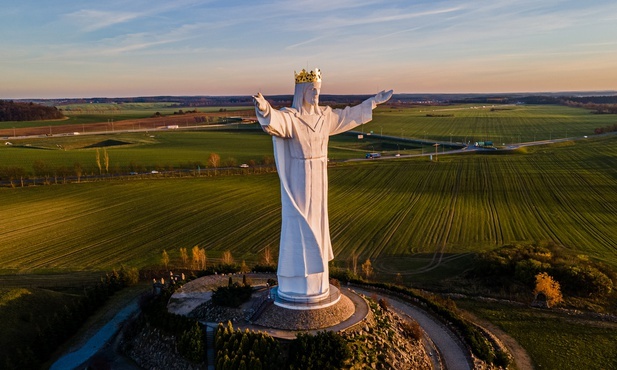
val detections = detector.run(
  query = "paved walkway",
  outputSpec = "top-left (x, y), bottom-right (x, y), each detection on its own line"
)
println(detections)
top-left (168, 290), bottom-right (213, 315)
top-left (352, 286), bottom-right (472, 370)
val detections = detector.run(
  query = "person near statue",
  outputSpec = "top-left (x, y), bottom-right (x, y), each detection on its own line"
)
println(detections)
top-left (254, 68), bottom-right (392, 303)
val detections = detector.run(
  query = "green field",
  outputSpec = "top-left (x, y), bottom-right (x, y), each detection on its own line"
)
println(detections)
top-left (0, 130), bottom-right (274, 173)
top-left (0, 129), bottom-right (404, 174)
top-left (456, 299), bottom-right (617, 369)
top-left (368, 104), bottom-right (615, 143)
top-left (1, 134), bottom-right (615, 274)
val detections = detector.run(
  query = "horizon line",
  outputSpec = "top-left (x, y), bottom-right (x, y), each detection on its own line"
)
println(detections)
top-left (5, 90), bottom-right (617, 101)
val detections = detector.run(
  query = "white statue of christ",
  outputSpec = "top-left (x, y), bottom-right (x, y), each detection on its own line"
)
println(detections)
top-left (254, 69), bottom-right (392, 303)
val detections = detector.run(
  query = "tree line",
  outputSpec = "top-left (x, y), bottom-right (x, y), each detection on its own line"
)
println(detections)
top-left (563, 100), bottom-right (617, 114)
top-left (0, 152), bottom-right (277, 188)
top-left (0, 100), bottom-right (64, 121)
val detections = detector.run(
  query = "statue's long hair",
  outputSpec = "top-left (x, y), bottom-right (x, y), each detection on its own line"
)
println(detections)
top-left (291, 82), bottom-right (321, 114)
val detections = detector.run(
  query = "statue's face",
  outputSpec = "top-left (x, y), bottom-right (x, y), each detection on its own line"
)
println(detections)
top-left (304, 82), bottom-right (321, 106)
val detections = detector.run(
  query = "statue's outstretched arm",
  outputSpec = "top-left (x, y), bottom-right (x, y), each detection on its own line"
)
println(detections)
top-left (253, 92), bottom-right (269, 113)
top-left (373, 90), bottom-right (394, 105)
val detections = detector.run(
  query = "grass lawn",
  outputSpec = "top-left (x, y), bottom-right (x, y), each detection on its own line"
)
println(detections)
top-left (456, 299), bottom-right (617, 370)
top-left (0, 287), bottom-right (83, 361)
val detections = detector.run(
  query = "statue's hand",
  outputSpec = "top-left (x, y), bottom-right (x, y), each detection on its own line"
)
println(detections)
top-left (253, 92), bottom-right (268, 112)
top-left (374, 90), bottom-right (393, 105)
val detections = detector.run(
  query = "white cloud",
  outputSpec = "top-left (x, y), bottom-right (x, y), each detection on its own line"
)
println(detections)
top-left (64, 9), bottom-right (140, 32)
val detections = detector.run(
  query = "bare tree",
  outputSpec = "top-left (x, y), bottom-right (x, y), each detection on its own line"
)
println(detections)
top-left (221, 250), bottom-right (234, 265)
top-left (198, 248), bottom-right (207, 270)
top-left (2, 166), bottom-right (26, 188)
top-left (361, 258), bottom-right (374, 279)
top-left (351, 251), bottom-right (359, 276)
top-left (394, 273), bottom-right (403, 285)
top-left (208, 152), bottom-right (220, 176)
top-left (95, 149), bottom-right (102, 175)
top-left (74, 162), bottom-right (83, 183)
top-left (180, 247), bottom-right (189, 269)
top-left (261, 245), bottom-right (274, 266)
top-left (103, 148), bottom-right (109, 174)
top-left (191, 246), bottom-right (200, 270)
top-left (33, 160), bottom-right (51, 185)
top-left (161, 250), bottom-right (170, 269)
top-left (191, 246), bottom-right (207, 270)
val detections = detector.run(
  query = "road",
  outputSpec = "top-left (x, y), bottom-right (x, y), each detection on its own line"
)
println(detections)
top-left (352, 286), bottom-right (473, 370)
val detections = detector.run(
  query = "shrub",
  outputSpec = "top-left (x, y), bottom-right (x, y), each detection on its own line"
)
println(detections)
top-left (211, 282), bottom-right (253, 308)
top-left (514, 259), bottom-right (549, 284)
top-left (287, 331), bottom-right (351, 370)
top-left (329, 268), bottom-right (361, 283)
top-left (534, 272), bottom-right (563, 307)
top-left (494, 349), bottom-right (511, 368)
top-left (400, 320), bottom-right (422, 341)
top-left (118, 265), bottom-right (140, 286)
top-left (553, 265), bottom-right (613, 297)
top-left (177, 322), bottom-right (205, 363)
top-left (473, 242), bottom-right (616, 298)
top-left (215, 322), bottom-right (283, 370)
top-left (253, 264), bottom-right (277, 273)
top-left (378, 298), bottom-right (389, 311)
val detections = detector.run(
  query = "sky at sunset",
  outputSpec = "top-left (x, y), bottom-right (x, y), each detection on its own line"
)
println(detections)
top-left (2, 0), bottom-right (616, 99)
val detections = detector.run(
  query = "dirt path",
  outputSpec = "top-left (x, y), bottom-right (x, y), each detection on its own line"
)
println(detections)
top-left (461, 310), bottom-right (534, 370)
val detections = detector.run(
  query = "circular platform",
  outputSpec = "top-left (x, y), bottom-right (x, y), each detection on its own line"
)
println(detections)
top-left (167, 274), bottom-right (371, 338)
top-left (272, 284), bottom-right (341, 310)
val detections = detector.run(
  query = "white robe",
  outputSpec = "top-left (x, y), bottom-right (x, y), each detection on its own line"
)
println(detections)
top-left (256, 98), bottom-right (376, 298)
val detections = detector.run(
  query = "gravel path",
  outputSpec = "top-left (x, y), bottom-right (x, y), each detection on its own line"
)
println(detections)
top-left (50, 300), bottom-right (139, 370)
top-left (352, 286), bottom-right (473, 370)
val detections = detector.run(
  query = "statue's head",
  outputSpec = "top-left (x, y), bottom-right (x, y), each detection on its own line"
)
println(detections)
top-left (292, 69), bottom-right (322, 114)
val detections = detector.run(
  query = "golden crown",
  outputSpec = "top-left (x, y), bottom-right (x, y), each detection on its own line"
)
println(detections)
top-left (294, 68), bottom-right (322, 84)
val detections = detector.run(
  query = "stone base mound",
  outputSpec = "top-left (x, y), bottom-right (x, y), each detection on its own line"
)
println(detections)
top-left (253, 293), bottom-right (355, 330)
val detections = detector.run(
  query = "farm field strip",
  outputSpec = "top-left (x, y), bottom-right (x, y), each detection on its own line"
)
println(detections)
top-left (329, 163), bottom-right (436, 258)
top-left (0, 130), bottom-right (276, 173)
top-left (0, 177), bottom-right (284, 270)
top-left (368, 105), bottom-right (615, 143)
top-left (2, 145), bottom-right (615, 272)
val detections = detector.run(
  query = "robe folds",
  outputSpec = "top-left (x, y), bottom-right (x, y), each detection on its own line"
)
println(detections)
top-left (257, 98), bottom-right (376, 296)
